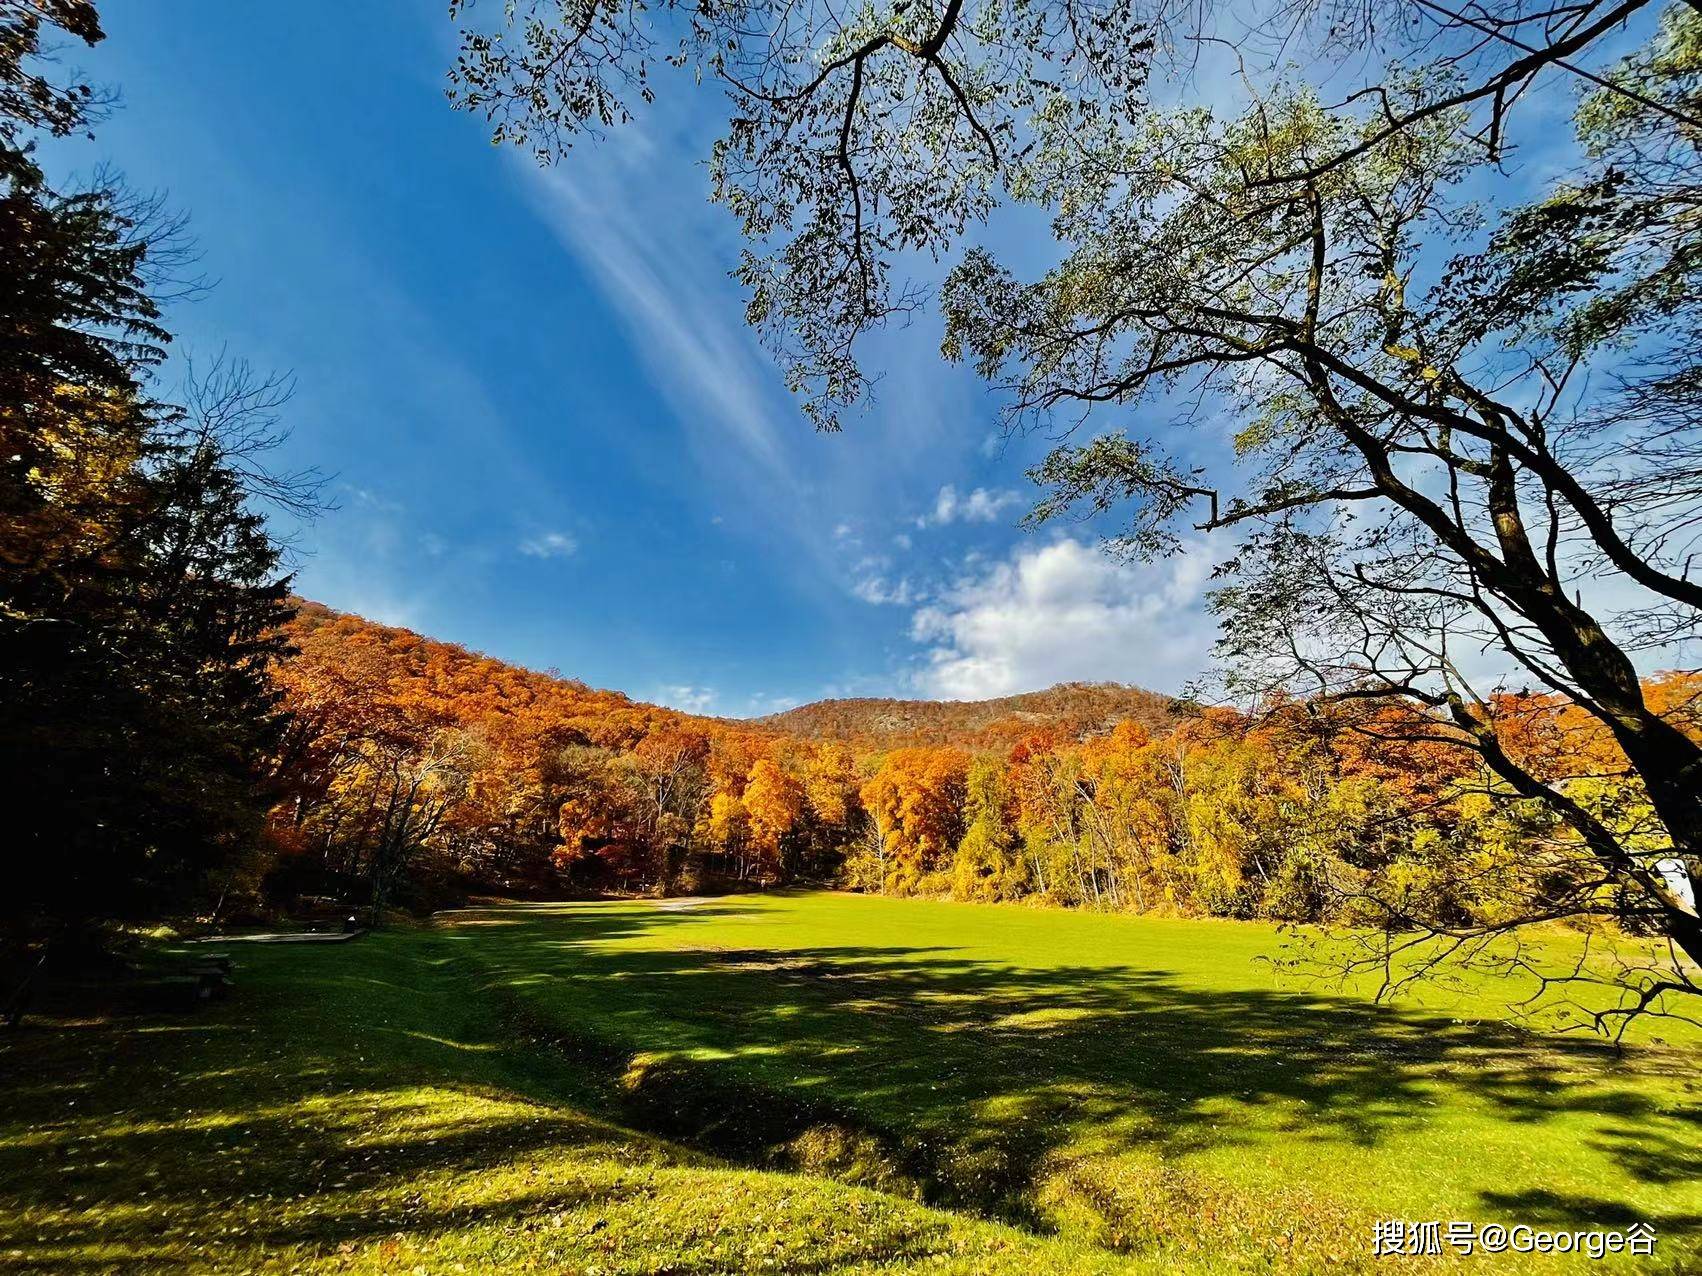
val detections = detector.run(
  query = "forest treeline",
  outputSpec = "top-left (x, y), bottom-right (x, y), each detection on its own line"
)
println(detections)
top-left (264, 603), bottom-right (1701, 934)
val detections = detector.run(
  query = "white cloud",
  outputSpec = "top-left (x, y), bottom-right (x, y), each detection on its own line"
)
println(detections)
top-left (655, 684), bottom-right (719, 714)
top-left (908, 537), bottom-right (1217, 698)
top-left (517, 146), bottom-right (887, 615)
top-left (519, 531), bottom-right (578, 559)
top-left (853, 574), bottom-right (920, 606)
top-left (918, 484), bottom-right (1024, 528)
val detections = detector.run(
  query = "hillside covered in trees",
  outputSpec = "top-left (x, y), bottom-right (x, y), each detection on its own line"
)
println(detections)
top-left (266, 602), bottom-right (1186, 907)
top-left (264, 604), bottom-right (1701, 965)
top-left (758, 683), bottom-right (1181, 748)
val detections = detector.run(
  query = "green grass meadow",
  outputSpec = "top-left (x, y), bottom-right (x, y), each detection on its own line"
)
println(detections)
top-left (2, 891), bottom-right (1697, 1272)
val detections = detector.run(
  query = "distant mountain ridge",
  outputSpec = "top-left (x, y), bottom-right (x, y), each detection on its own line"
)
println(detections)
top-left (755, 682), bottom-right (1182, 747)
top-left (287, 600), bottom-right (1180, 749)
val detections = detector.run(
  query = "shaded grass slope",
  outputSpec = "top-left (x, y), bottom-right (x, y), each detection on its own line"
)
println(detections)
top-left (0, 929), bottom-right (1133, 1274)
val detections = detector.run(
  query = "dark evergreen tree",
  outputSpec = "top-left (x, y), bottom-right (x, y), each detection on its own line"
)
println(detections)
top-left (1, 0), bottom-right (304, 935)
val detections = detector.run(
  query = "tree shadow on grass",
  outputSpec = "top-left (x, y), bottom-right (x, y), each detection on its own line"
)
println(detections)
top-left (2, 903), bottom-right (1697, 1272)
top-left (437, 901), bottom-right (1702, 1236)
top-left (1, 936), bottom-right (1073, 1274)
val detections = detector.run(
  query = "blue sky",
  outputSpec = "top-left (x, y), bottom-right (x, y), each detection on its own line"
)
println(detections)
top-left (62, 5), bottom-right (1676, 714)
top-left (54, 3), bottom-right (1224, 715)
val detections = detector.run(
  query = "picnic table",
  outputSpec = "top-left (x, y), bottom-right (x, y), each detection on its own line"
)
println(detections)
top-left (159, 951), bottom-right (233, 1005)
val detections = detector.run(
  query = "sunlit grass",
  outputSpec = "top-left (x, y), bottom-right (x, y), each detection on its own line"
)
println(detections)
top-left (443, 891), bottom-right (1702, 1271)
top-left (1, 893), bottom-right (1696, 1273)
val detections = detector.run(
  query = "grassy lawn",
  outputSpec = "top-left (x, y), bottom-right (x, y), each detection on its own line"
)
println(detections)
top-left (442, 892), bottom-right (1701, 1271)
top-left (1, 892), bottom-right (1696, 1273)
top-left (0, 925), bottom-right (1128, 1274)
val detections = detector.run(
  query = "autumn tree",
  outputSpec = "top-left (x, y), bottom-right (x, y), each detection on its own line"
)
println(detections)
top-left (801, 741), bottom-right (863, 869)
top-left (1075, 722), bottom-right (1168, 911)
top-left (1006, 734), bottom-right (1084, 902)
top-left (952, 756), bottom-right (1024, 902)
top-left (702, 788), bottom-right (750, 870)
top-left (622, 728), bottom-right (712, 889)
top-left (742, 756), bottom-right (806, 879)
top-left (859, 748), bottom-right (968, 895)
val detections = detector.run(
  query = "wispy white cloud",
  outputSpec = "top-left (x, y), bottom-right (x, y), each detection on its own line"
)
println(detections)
top-left (303, 510), bottom-right (432, 631)
top-left (511, 136), bottom-right (883, 620)
top-left (908, 537), bottom-right (1216, 698)
top-left (917, 484), bottom-right (1023, 528)
top-left (522, 161), bottom-right (795, 485)
top-left (518, 530), bottom-right (578, 559)
top-left (346, 484), bottom-right (404, 513)
top-left (654, 684), bottom-right (719, 714)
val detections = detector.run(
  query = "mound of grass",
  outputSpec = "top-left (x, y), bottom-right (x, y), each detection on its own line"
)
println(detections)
top-left (0, 931), bottom-right (1133, 1274)
top-left (440, 892), bottom-right (1702, 1272)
